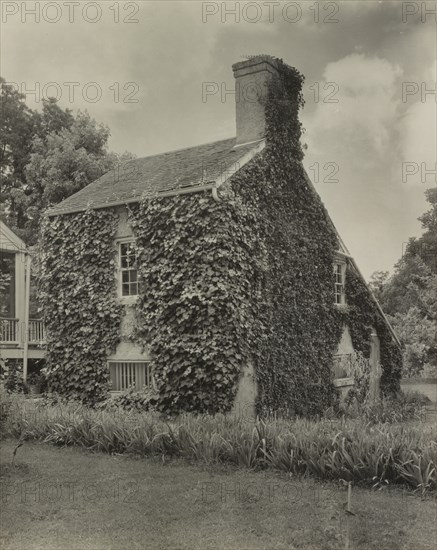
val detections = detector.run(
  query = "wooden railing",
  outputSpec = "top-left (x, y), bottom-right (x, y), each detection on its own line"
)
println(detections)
top-left (0, 318), bottom-right (46, 344)
top-left (108, 361), bottom-right (154, 392)
top-left (29, 319), bottom-right (46, 343)
top-left (0, 318), bottom-right (19, 343)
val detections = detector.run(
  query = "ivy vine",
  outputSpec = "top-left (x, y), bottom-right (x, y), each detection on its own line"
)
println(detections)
top-left (39, 208), bottom-right (123, 403)
top-left (345, 269), bottom-right (402, 397)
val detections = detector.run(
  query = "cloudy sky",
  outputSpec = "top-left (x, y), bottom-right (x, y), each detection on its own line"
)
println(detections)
top-left (2, 0), bottom-right (436, 279)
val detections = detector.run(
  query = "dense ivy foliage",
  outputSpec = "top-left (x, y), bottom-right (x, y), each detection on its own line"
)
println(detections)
top-left (40, 57), bottom-right (402, 413)
top-left (345, 269), bottom-right (402, 396)
top-left (234, 59), bottom-right (346, 415)
top-left (39, 209), bottom-right (123, 403)
top-left (229, 156), bottom-right (346, 416)
top-left (129, 59), bottom-right (343, 415)
top-left (128, 193), bottom-right (261, 413)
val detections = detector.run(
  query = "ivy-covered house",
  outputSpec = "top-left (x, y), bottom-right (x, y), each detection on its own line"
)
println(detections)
top-left (43, 55), bottom-right (402, 415)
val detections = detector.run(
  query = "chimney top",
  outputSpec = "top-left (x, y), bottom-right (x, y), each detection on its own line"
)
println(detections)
top-left (232, 55), bottom-right (281, 76)
top-left (232, 55), bottom-right (281, 146)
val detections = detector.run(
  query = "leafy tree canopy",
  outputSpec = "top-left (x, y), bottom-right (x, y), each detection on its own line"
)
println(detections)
top-left (0, 77), bottom-right (134, 244)
top-left (370, 188), bottom-right (437, 378)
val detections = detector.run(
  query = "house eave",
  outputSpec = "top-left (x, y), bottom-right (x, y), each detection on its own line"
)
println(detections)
top-left (0, 221), bottom-right (28, 252)
top-left (47, 183), bottom-right (217, 217)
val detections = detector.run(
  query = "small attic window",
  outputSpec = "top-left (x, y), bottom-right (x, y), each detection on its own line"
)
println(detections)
top-left (119, 241), bottom-right (138, 297)
top-left (334, 262), bottom-right (346, 305)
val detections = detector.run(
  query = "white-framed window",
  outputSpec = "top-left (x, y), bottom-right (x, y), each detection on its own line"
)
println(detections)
top-left (333, 353), bottom-right (350, 379)
top-left (108, 360), bottom-right (155, 392)
top-left (334, 262), bottom-right (346, 305)
top-left (332, 353), bottom-right (355, 388)
top-left (119, 240), bottom-right (138, 297)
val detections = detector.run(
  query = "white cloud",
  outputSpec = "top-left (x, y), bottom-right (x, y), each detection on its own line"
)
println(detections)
top-left (303, 54), bottom-right (402, 164)
top-left (301, 54), bottom-right (421, 278)
top-left (398, 62), bottom-right (437, 187)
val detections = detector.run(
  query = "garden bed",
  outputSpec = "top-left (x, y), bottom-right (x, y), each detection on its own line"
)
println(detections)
top-left (1, 391), bottom-right (436, 494)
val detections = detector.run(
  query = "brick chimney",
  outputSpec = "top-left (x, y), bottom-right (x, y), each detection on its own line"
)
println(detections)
top-left (232, 56), bottom-right (281, 146)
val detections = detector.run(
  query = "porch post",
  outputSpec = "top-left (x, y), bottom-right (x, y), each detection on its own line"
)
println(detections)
top-left (23, 254), bottom-right (31, 382)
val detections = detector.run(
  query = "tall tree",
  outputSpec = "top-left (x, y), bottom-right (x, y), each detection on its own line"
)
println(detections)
top-left (1, 80), bottom-right (76, 239)
top-left (372, 188), bottom-right (437, 377)
top-left (0, 78), bottom-right (37, 233)
top-left (1, 77), bottom-right (134, 243)
top-left (35, 97), bottom-right (74, 137)
top-left (368, 270), bottom-right (389, 302)
top-left (24, 111), bottom-right (134, 242)
top-left (379, 256), bottom-right (431, 316)
top-left (403, 187), bottom-right (437, 274)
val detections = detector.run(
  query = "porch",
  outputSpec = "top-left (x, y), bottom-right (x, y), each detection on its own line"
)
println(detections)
top-left (0, 318), bottom-right (46, 360)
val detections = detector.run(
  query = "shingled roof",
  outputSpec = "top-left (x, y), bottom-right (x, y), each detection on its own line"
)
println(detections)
top-left (48, 137), bottom-right (264, 216)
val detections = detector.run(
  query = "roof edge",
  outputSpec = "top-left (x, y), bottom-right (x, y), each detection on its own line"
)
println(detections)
top-left (215, 139), bottom-right (265, 188)
top-left (302, 168), bottom-right (401, 349)
top-left (47, 183), bottom-right (216, 217)
top-left (0, 220), bottom-right (27, 251)
top-left (348, 256), bottom-right (402, 348)
top-left (48, 139), bottom-right (266, 217)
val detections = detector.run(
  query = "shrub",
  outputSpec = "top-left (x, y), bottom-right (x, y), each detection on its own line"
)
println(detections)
top-left (99, 387), bottom-right (157, 412)
top-left (340, 395), bottom-right (424, 424)
top-left (402, 389), bottom-right (431, 406)
top-left (0, 387), bottom-right (27, 440)
top-left (0, 388), bottom-right (12, 439)
top-left (3, 362), bottom-right (27, 394)
top-left (339, 390), bottom-right (428, 424)
top-left (26, 369), bottom-right (48, 394)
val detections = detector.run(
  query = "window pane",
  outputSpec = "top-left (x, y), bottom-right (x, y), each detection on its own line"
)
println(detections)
top-left (334, 263), bottom-right (346, 305)
top-left (120, 242), bottom-right (136, 268)
top-left (119, 241), bottom-right (138, 296)
top-left (121, 279), bottom-right (138, 297)
top-left (333, 355), bottom-right (349, 379)
top-left (130, 282), bottom-right (138, 295)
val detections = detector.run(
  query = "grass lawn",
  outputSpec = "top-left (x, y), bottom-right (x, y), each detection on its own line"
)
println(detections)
top-left (1, 440), bottom-right (436, 550)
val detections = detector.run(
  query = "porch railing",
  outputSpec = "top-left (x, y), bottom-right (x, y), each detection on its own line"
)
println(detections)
top-left (0, 318), bottom-right (19, 343)
top-left (29, 319), bottom-right (46, 343)
top-left (0, 318), bottom-right (46, 344)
